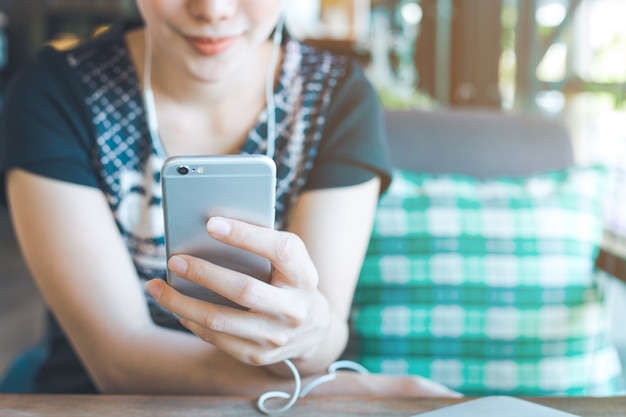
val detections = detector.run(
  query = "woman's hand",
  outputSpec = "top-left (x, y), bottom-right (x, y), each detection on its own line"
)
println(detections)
top-left (146, 216), bottom-right (331, 367)
top-left (306, 372), bottom-right (463, 398)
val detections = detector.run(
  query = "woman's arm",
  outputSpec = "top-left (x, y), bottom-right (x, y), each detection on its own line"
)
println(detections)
top-left (284, 177), bottom-right (381, 373)
top-left (7, 165), bottom-right (376, 390)
top-left (6, 168), bottom-right (300, 394)
top-left (9, 169), bottom-right (458, 397)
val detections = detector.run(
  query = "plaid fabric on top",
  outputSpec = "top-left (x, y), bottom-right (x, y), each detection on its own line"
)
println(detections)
top-left (345, 165), bottom-right (624, 396)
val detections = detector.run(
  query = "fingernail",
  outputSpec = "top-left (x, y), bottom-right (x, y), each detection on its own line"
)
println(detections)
top-left (207, 217), bottom-right (231, 237)
top-left (145, 279), bottom-right (163, 299)
top-left (168, 256), bottom-right (188, 275)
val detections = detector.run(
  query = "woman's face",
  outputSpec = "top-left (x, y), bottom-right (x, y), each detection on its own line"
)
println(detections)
top-left (137, 0), bottom-right (283, 82)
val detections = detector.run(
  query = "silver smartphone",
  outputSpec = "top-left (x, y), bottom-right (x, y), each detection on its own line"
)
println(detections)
top-left (161, 154), bottom-right (276, 307)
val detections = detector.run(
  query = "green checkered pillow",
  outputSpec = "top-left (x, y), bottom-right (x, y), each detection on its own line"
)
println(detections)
top-left (346, 165), bottom-right (624, 396)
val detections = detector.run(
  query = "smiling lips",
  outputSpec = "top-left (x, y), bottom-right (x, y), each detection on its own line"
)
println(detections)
top-left (185, 36), bottom-right (237, 56)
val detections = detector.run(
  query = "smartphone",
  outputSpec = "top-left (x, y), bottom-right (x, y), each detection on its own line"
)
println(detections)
top-left (161, 155), bottom-right (276, 307)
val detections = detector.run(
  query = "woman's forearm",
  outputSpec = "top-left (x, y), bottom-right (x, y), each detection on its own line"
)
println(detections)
top-left (94, 323), bottom-right (300, 395)
top-left (98, 319), bottom-right (461, 399)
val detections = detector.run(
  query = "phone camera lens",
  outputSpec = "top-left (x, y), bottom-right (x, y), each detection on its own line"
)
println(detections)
top-left (177, 165), bottom-right (189, 175)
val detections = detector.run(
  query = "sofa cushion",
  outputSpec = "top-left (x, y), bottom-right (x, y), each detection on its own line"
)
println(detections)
top-left (345, 165), bottom-right (624, 396)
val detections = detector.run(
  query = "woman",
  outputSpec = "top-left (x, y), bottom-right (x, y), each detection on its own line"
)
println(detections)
top-left (1, 0), bottom-right (456, 398)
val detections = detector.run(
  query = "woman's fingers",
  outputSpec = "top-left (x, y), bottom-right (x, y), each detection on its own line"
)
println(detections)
top-left (145, 274), bottom-right (313, 345)
top-left (165, 254), bottom-right (279, 311)
top-left (145, 278), bottom-right (314, 366)
top-left (179, 318), bottom-right (313, 367)
top-left (143, 217), bottom-right (329, 363)
top-left (166, 253), bottom-right (316, 321)
top-left (206, 217), bottom-right (319, 290)
top-left (145, 277), bottom-right (265, 335)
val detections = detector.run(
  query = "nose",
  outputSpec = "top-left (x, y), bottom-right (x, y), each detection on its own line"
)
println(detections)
top-left (187, 0), bottom-right (237, 23)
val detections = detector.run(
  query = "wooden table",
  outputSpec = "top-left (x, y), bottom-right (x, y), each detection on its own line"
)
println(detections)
top-left (0, 395), bottom-right (625, 417)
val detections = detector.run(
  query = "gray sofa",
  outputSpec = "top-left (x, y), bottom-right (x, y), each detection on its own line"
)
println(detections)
top-left (384, 108), bottom-right (574, 177)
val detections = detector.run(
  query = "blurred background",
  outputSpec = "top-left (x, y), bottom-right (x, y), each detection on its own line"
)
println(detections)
top-left (0, 0), bottom-right (625, 381)
top-left (0, 0), bottom-right (622, 166)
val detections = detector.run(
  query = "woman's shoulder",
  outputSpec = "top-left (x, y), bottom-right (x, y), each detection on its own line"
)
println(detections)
top-left (3, 45), bottom-right (73, 113)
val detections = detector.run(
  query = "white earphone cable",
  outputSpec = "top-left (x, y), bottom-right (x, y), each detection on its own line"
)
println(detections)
top-left (143, 31), bottom-right (168, 158)
top-left (264, 12), bottom-right (285, 160)
top-left (256, 359), bottom-right (369, 415)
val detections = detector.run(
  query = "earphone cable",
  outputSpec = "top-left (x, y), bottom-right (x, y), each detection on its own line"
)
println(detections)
top-left (256, 359), bottom-right (369, 415)
top-left (264, 12), bottom-right (285, 161)
top-left (142, 30), bottom-right (167, 158)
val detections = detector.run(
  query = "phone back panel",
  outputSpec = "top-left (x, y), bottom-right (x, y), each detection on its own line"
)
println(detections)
top-left (162, 155), bottom-right (276, 306)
